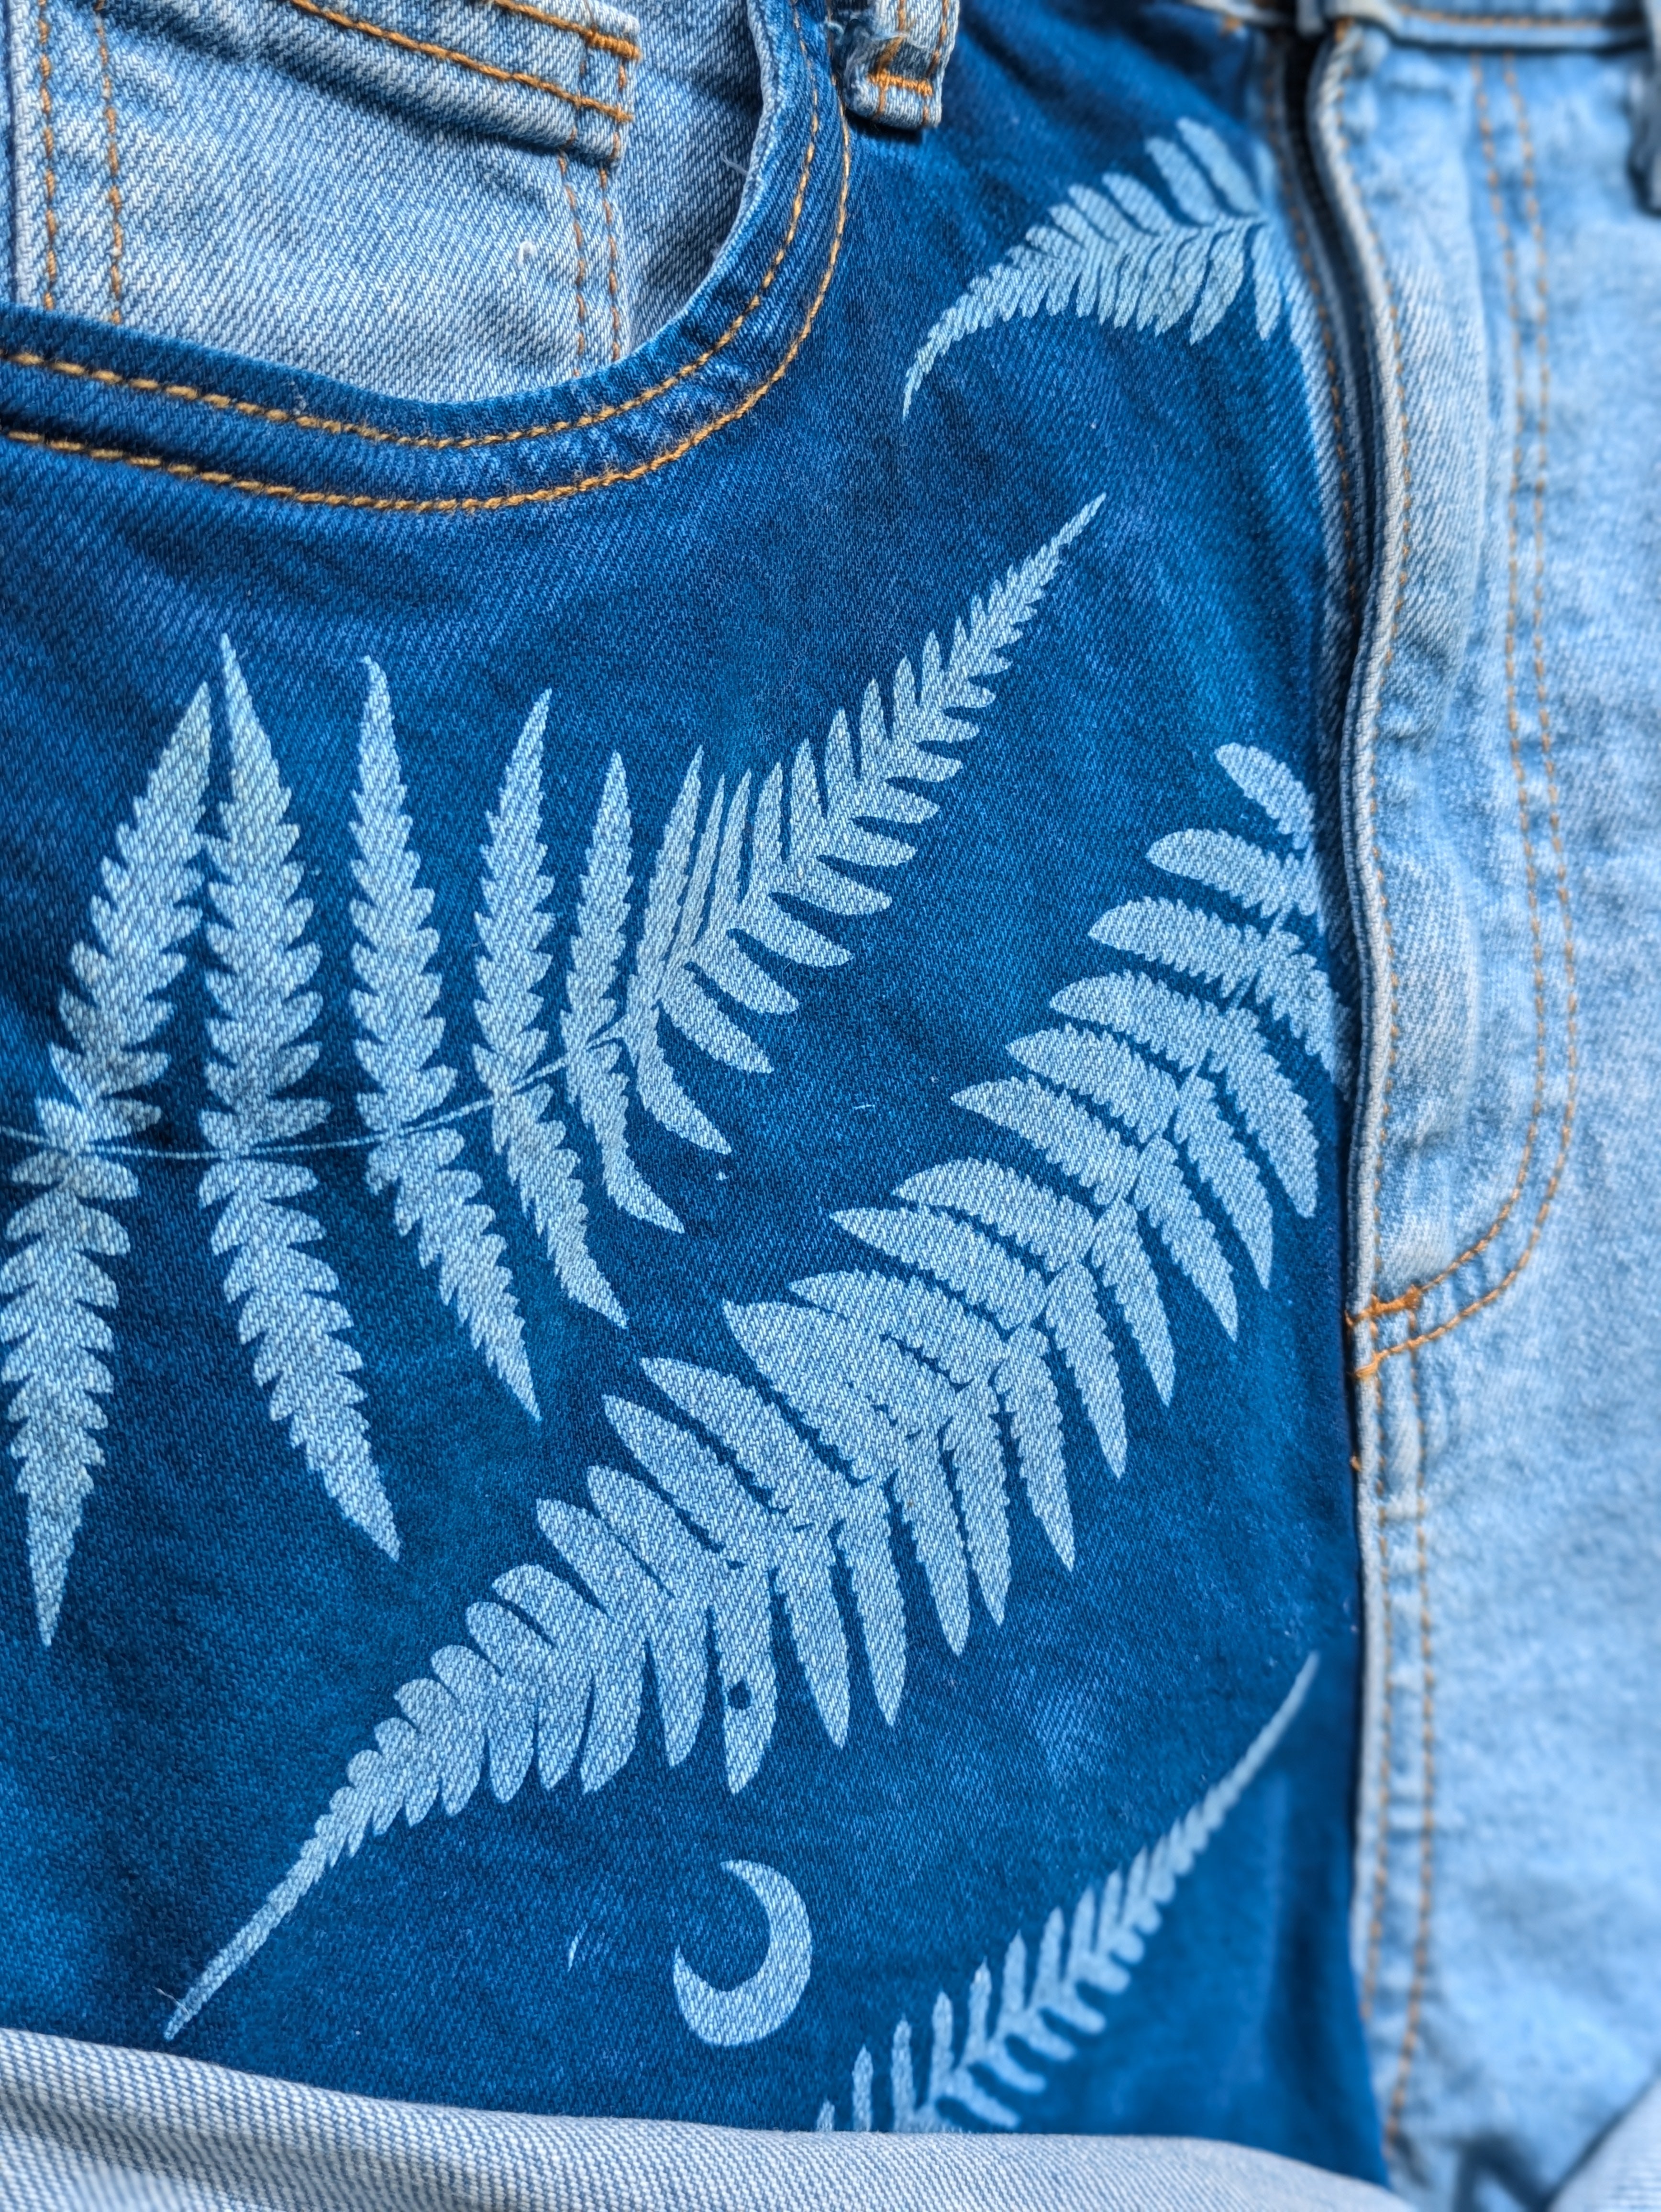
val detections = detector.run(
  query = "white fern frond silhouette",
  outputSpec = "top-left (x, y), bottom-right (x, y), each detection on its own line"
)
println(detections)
top-left (200, 643), bottom-right (397, 1560)
top-left (353, 666), bottom-right (537, 1415)
top-left (0, 692), bottom-right (211, 1641)
top-left (164, 745), bottom-right (1344, 2031)
top-left (163, 1353), bottom-right (885, 2034)
top-left (815, 1655), bottom-right (1316, 2133)
top-left (166, 1287), bottom-right (1096, 2034)
top-left (474, 703), bottom-right (628, 1325)
top-left (560, 501), bottom-right (1102, 1231)
top-left (561, 750), bottom-right (684, 1235)
top-left (934, 744), bottom-right (1347, 1339)
top-left (904, 120), bottom-right (1282, 416)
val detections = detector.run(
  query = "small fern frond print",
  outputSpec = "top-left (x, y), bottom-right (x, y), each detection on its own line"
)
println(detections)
top-left (352, 665), bottom-right (537, 1416)
top-left (165, 748), bottom-right (1342, 2032)
top-left (814, 1657), bottom-right (1316, 2132)
top-left (200, 643), bottom-right (398, 1561)
top-left (0, 691), bottom-right (210, 1641)
top-left (569, 501), bottom-right (1102, 1230)
top-left (904, 120), bottom-right (1282, 416)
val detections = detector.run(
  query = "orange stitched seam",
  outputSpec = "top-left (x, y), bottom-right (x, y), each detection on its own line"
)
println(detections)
top-left (557, 152), bottom-right (588, 363)
top-left (0, 0), bottom-right (822, 450)
top-left (873, 0), bottom-right (907, 117)
top-left (482, 0), bottom-right (640, 61)
top-left (94, 0), bottom-right (125, 322)
top-left (1382, 1339), bottom-right (1436, 2160)
top-left (867, 68), bottom-right (934, 94)
top-left (0, 105), bottom-right (851, 512)
top-left (34, 0), bottom-right (57, 311)
top-left (598, 162), bottom-right (622, 361)
top-left (1351, 54), bottom-right (1578, 1384)
top-left (1263, 36), bottom-right (1358, 619)
top-left (286, 0), bottom-right (633, 121)
top-left (1362, 57), bottom-right (1552, 1333)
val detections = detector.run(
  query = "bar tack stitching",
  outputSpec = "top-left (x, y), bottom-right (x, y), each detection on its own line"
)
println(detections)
top-left (1351, 54), bottom-right (1578, 1384)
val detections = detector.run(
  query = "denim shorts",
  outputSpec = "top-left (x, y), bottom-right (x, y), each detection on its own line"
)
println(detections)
top-left (0, 0), bottom-right (1655, 2203)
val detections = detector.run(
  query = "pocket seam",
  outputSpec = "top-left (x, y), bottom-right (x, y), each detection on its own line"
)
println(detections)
top-left (2, 0), bottom-right (826, 456)
top-left (0, 1), bottom-right (850, 512)
top-left (284, 0), bottom-right (633, 127)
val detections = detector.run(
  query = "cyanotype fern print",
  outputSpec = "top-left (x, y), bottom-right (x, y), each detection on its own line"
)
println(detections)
top-left (475, 698), bottom-right (627, 1324)
top-left (562, 499), bottom-right (1103, 1232)
top-left (6, 515), bottom-right (1097, 1641)
top-left (904, 120), bottom-right (1282, 416)
top-left (353, 667), bottom-right (537, 1415)
top-left (200, 645), bottom-right (398, 1561)
top-left (814, 1657), bottom-right (1316, 2132)
top-left (0, 692), bottom-right (210, 1641)
top-left (165, 746), bottom-right (1341, 2035)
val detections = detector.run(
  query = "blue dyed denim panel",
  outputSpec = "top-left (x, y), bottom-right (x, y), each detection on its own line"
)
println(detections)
top-left (1, 0), bottom-right (759, 393)
top-left (1309, 12), bottom-right (1661, 2204)
top-left (0, 0), bottom-right (1380, 2183)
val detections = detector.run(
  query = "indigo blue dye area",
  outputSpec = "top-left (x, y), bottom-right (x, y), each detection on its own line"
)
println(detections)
top-left (0, 0), bottom-right (1381, 2182)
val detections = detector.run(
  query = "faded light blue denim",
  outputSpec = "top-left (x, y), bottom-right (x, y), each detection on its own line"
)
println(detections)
top-left (1, 0), bottom-right (762, 393)
top-left (1309, 15), bottom-right (1661, 2203)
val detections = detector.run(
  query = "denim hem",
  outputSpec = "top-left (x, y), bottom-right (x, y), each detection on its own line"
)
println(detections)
top-left (0, 2025), bottom-right (1408, 2211)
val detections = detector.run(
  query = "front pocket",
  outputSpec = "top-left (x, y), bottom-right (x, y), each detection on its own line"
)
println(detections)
top-left (3, 0), bottom-right (752, 398)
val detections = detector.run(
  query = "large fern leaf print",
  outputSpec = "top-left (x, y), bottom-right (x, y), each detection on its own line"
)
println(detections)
top-left (0, 693), bottom-right (210, 1642)
top-left (904, 121), bottom-right (1283, 416)
top-left (814, 1656), bottom-right (1316, 2132)
top-left (554, 500), bottom-right (1103, 1232)
top-left (165, 747), bottom-right (1343, 2035)
top-left (200, 644), bottom-right (398, 1560)
top-left (352, 666), bottom-right (537, 1415)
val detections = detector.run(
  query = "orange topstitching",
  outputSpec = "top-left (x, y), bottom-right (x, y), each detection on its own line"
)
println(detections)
top-left (1351, 56), bottom-right (1578, 1388)
top-left (33, 0), bottom-right (57, 311)
top-left (0, 97), bottom-right (850, 514)
top-left (93, 0), bottom-right (125, 321)
top-left (0, 2), bottom-right (826, 455)
top-left (285, 0), bottom-right (634, 122)
top-left (483, 0), bottom-right (641, 61)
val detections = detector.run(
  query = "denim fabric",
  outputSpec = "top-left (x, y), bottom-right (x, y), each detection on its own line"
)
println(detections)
top-left (0, 0), bottom-right (1383, 2180)
top-left (2, 0), bottom-right (761, 394)
top-left (1307, 20), bottom-right (1661, 2206)
top-left (0, 2025), bottom-right (1409, 2212)
top-left (1553, 2079), bottom-right (1661, 2212)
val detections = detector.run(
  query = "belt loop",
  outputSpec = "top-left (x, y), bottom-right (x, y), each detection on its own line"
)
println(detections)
top-left (1632, 0), bottom-right (1661, 206)
top-left (828, 0), bottom-right (960, 130)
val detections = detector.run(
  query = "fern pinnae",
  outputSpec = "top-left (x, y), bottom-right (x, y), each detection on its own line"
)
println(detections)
top-left (561, 752), bottom-right (683, 1236)
top-left (200, 641), bottom-right (396, 1559)
top-left (352, 665), bottom-right (536, 1416)
top-left (902, 122), bottom-right (1282, 414)
top-left (814, 1655), bottom-right (1318, 2134)
top-left (1, 690), bottom-right (211, 1641)
top-left (610, 504), bottom-right (1103, 1172)
top-left (474, 700), bottom-right (624, 1327)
